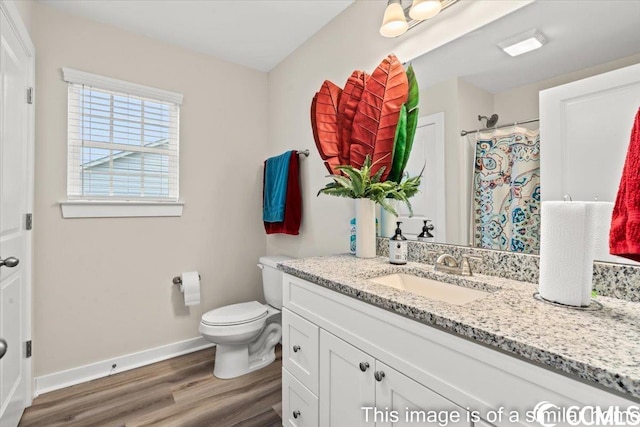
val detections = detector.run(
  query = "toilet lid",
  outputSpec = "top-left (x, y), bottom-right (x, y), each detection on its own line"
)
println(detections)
top-left (201, 301), bottom-right (268, 326)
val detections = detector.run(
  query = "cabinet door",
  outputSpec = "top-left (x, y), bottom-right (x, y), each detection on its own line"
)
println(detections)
top-left (283, 368), bottom-right (319, 427)
top-left (319, 330), bottom-right (376, 427)
top-left (374, 361), bottom-right (470, 427)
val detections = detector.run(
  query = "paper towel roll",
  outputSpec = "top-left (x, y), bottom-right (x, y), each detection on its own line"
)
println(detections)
top-left (539, 202), bottom-right (595, 307)
top-left (180, 271), bottom-right (200, 306)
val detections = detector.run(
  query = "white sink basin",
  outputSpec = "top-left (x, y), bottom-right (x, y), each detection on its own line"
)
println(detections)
top-left (368, 273), bottom-right (490, 306)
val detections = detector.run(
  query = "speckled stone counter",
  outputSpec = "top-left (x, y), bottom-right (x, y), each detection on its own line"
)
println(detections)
top-left (278, 254), bottom-right (640, 402)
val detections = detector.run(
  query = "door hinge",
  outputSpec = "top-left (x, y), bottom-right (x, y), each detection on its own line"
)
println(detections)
top-left (26, 87), bottom-right (33, 104)
top-left (26, 213), bottom-right (32, 230)
top-left (26, 340), bottom-right (32, 358)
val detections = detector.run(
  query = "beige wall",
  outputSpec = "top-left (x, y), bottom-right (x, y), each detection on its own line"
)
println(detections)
top-left (31, 3), bottom-right (268, 376)
top-left (266, 0), bottom-right (530, 257)
top-left (457, 80), bottom-right (494, 245)
top-left (417, 78), bottom-right (493, 245)
top-left (494, 53), bottom-right (640, 125)
top-left (419, 79), bottom-right (460, 244)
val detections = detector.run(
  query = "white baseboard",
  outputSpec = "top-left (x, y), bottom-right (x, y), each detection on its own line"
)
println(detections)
top-left (34, 336), bottom-right (214, 396)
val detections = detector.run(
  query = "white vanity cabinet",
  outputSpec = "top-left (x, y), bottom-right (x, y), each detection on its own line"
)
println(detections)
top-left (285, 319), bottom-right (469, 427)
top-left (281, 273), bottom-right (637, 427)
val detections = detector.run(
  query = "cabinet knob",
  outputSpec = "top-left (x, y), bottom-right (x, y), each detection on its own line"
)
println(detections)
top-left (374, 371), bottom-right (385, 382)
top-left (293, 345), bottom-right (301, 353)
top-left (359, 362), bottom-right (369, 372)
top-left (0, 257), bottom-right (19, 268)
top-left (293, 410), bottom-right (301, 419)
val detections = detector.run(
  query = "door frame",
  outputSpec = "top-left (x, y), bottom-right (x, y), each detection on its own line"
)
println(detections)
top-left (0, 0), bottom-right (35, 405)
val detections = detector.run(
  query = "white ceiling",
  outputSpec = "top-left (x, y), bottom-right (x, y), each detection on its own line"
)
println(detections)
top-left (39, 0), bottom-right (355, 72)
top-left (412, 0), bottom-right (640, 94)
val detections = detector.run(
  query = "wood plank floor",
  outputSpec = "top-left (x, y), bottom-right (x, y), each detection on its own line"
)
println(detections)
top-left (19, 346), bottom-right (282, 427)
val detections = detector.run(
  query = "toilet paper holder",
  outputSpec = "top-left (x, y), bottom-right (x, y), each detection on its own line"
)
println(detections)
top-left (172, 274), bottom-right (201, 285)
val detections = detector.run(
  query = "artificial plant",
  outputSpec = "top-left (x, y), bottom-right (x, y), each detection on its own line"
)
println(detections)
top-left (311, 54), bottom-right (420, 184)
top-left (318, 155), bottom-right (422, 216)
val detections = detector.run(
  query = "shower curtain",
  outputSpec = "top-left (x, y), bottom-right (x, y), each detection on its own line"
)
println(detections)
top-left (471, 127), bottom-right (541, 254)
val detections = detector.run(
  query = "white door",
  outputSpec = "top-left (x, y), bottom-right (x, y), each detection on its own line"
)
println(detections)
top-left (540, 62), bottom-right (640, 203)
top-left (319, 330), bottom-right (375, 427)
top-left (374, 361), bottom-right (469, 427)
top-left (0, 4), bottom-right (33, 427)
top-left (397, 113), bottom-right (446, 241)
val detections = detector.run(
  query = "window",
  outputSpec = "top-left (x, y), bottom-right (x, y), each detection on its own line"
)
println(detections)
top-left (61, 68), bottom-right (184, 217)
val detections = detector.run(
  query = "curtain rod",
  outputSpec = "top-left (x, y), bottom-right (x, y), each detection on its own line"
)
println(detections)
top-left (460, 118), bottom-right (540, 137)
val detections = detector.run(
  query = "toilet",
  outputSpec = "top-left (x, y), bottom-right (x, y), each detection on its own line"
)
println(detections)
top-left (199, 255), bottom-right (292, 379)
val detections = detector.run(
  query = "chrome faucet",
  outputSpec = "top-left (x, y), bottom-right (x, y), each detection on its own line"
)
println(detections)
top-left (434, 253), bottom-right (482, 276)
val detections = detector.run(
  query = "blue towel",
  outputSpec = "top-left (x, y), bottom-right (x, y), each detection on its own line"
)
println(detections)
top-left (263, 151), bottom-right (293, 222)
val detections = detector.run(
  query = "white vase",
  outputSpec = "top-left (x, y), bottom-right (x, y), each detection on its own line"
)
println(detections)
top-left (380, 199), bottom-right (399, 238)
top-left (355, 199), bottom-right (376, 258)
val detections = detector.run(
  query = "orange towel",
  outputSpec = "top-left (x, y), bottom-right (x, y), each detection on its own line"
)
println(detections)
top-left (610, 107), bottom-right (640, 261)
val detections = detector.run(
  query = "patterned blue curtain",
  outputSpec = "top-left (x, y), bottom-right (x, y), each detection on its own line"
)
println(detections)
top-left (472, 129), bottom-right (541, 254)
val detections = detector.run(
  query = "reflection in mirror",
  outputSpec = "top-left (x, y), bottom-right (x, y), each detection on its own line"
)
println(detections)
top-left (398, 0), bottom-right (640, 263)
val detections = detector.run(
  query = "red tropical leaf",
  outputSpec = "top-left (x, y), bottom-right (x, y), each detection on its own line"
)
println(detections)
top-left (350, 54), bottom-right (408, 181)
top-left (337, 71), bottom-right (367, 167)
top-left (310, 80), bottom-right (343, 174)
top-left (310, 93), bottom-right (319, 149)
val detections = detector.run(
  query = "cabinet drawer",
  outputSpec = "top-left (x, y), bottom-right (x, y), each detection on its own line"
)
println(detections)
top-left (283, 308), bottom-right (319, 394)
top-left (283, 368), bottom-right (319, 427)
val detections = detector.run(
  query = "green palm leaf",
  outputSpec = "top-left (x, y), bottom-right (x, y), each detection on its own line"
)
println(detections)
top-left (399, 65), bottom-right (419, 178)
top-left (406, 64), bottom-right (419, 111)
top-left (318, 154), bottom-right (422, 216)
top-left (401, 107), bottom-right (419, 175)
top-left (388, 104), bottom-right (407, 183)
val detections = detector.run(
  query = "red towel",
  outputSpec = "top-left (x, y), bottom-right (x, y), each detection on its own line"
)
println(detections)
top-left (610, 107), bottom-right (640, 261)
top-left (263, 151), bottom-right (302, 235)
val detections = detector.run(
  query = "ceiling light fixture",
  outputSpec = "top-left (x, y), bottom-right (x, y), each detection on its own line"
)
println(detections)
top-left (380, 0), bottom-right (408, 38)
top-left (498, 29), bottom-right (547, 57)
top-left (380, 0), bottom-right (458, 38)
top-left (409, 0), bottom-right (442, 20)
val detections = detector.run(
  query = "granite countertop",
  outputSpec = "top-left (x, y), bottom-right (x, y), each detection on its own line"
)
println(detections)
top-left (278, 254), bottom-right (640, 401)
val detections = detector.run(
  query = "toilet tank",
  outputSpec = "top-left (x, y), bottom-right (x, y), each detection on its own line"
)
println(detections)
top-left (258, 255), bottom-right (293, 309)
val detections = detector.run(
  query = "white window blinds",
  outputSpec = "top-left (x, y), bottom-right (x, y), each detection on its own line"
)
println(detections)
top-left (64, 68), bottom-right (182, 202)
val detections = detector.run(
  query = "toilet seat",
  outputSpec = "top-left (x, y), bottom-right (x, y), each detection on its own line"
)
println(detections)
top-left (201, 301), bottom-right (267, 326)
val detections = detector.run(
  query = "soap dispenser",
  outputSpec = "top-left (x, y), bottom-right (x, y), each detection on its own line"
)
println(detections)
top-left (417, 220), bottom-right (435, 242)
top-left (389, 222), bottom-right (408, 265)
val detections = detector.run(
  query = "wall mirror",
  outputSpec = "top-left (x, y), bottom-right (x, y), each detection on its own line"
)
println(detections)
top-left (397, 0), bottom-right (640, 265)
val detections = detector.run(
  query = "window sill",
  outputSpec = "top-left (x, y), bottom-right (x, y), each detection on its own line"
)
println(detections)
top-left (60, 200), bottom-right (184, 218)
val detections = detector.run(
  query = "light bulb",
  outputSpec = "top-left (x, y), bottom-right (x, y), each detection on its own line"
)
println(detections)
top-left (380, 0), bottom-right (408, 38)
top-left (409, 0), bottom-right (442, 20)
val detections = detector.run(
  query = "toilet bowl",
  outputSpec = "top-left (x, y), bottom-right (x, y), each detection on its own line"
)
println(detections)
top-left (199, 255), bottom-right (292, 379)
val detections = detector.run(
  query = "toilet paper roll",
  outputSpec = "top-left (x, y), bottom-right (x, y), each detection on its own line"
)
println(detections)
top-left (180, 271), bottom-right (200, 306)
top-left (539, 202), bottom-right (595, 307)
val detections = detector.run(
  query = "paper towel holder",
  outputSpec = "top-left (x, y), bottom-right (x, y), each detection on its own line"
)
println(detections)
top-left (173, 274), bottom-right (201, 285)
top-left (533, 292), bottom-right (603, 311)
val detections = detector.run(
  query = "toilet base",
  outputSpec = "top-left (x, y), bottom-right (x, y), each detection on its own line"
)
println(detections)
top-left (213, 343), bottom-right (277, 379)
